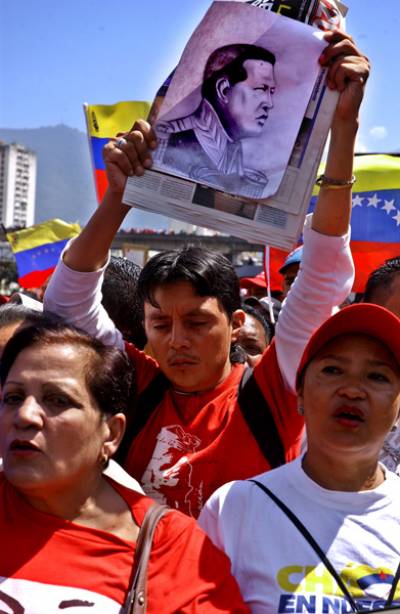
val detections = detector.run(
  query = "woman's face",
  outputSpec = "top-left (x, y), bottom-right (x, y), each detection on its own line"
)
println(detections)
top-left (299, 333), bottom-right (400, 457)
top-left (0, 343), bottom-right (117, 495)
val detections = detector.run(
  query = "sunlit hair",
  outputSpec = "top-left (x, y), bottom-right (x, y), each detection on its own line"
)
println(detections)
top-left (0, 304), bottom-right (61, 329)
top-left (202, 43), bottom-right (276, 105)
top-left (363, 256), bottom-right (400, 303)
top-left (0, 322), bottom-right (135, 416)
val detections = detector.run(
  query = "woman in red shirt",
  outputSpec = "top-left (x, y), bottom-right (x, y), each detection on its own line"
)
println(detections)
top-left (0, 321), bottom-right (248, 613)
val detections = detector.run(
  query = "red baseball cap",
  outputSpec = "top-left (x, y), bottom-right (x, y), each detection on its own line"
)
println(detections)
top-left (240, 272), bottom-right (267, 290)
top-left (296, 303), bottom-right (400, 390)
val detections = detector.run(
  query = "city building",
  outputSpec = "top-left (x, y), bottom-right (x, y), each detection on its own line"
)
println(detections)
top-left (0, 142), bottom-right (36, 228)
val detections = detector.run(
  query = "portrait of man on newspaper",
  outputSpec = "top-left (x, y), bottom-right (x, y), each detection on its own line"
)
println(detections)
top-left (152, 1), bottom-right (328, 201)
top-left (155, 43), bottom-right (276, 199)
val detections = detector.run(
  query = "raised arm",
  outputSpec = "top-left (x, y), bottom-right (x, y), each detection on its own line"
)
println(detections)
top-left (43, 122), bottom-right (157, 345)
top-left (63, 120), bottom-right (157, 273)
top-left (276, 31), bottom-right (370, 391)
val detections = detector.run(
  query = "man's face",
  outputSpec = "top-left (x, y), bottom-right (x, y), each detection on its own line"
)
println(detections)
top-left (144, 281), bottom-right (234, 392)
top-left (223, 59), bottom-right (275, 140)
top-left (237, 312), bottom-right (268, 357)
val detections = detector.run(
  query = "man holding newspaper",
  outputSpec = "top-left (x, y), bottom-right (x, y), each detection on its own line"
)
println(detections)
top-left (44, 28), bottom-right (369, 517)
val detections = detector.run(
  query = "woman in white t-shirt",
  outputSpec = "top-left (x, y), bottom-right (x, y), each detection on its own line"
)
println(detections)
top-left (199, 303), bottom-right (400, 614)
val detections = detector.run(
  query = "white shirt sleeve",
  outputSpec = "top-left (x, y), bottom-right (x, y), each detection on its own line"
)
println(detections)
top-left (275, 214), bottom-right (355, 393)
top-left (44, 253), bottom-right (125, 350)
top-left (198, 484), bottom-right (231, 551)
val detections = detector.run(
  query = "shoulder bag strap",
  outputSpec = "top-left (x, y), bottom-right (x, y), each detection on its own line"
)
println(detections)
top-left (115, 372), bottom-right (170, 464)
top-left (238, 368), bottom-right (286, 469)
top-left (124, 503), bottom-right (171, 614)
top-left (249, 479), bottom-right (359, 613)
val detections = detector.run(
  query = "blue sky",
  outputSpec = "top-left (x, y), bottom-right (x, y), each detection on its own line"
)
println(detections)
top-left (1, 0), bottom-right (399, 155)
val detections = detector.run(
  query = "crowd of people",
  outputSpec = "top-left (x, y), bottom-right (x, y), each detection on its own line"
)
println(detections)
top-left (1, 19), bottom-right (400, 614)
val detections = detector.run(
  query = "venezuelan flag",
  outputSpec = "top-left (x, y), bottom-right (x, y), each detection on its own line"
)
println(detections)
top-left (84, 101), bottom-right (151, 202)
top-left (7, 219), bottom-right (81, 289)
top-left (309, 154), bottom-right (400, 292)
top-left (265, 154), bottom-right (400, 295)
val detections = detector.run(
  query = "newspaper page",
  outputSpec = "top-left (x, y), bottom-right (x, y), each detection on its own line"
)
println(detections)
top-left (122, 0), bottom-right (346, 251)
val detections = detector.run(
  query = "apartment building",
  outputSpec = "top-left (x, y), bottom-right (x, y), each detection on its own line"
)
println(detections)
top-left (0, 142), bottom-right (36, 228)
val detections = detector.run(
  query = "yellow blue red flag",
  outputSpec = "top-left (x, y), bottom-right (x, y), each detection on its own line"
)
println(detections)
top-left (84, 101), bottom-right (151, 202)
top-left (310, 154), bottom-right (400, 292)
top-left (265, 154), bottom-right (400, 294)
top-left (7, 219), bottom-right (81, 289)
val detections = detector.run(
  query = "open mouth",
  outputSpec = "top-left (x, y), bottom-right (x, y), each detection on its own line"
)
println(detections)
top-left (9, 440), bottom-right (40, 453)
top-left (333, 407), bottom-right (365, 426)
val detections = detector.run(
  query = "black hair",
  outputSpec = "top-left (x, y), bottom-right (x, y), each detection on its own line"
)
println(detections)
top-left (202, 43), bottom-right (276, 105)
top-left (363, 257), bottom-right (400, 303)
top-left (137, 246), bottom-right (241, 320)
top-left (0, 322), bottom-right (135, 417)
top-left (102, 256), bottom-right (147, 349)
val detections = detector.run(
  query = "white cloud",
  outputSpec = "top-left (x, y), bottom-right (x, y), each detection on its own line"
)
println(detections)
top-left (355, 135), bottom-right (368, 153)
top-left (369, 125), bottom-right (388, 140)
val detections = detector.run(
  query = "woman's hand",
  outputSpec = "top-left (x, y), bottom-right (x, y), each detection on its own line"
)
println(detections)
top-left (320, 30), bottom-right (370, 122)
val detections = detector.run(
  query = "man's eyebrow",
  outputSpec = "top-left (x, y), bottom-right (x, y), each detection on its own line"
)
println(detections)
top-left (58, 600), bottom-right (95, 609)
top-left (149, 308), bottom-right (212, 319)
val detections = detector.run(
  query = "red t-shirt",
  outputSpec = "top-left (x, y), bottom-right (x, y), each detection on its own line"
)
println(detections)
top-left (124, 341), bottom-right (303, 518)
top-left (0, 474), bottom-right (249, 613)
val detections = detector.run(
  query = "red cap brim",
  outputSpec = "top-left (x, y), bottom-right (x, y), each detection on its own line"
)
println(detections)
top-left (296, 303), bottom-right (400, 390)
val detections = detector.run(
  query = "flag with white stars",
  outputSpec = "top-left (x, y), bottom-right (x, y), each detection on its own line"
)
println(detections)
top-left (309, 154), bottom-right (400, 292)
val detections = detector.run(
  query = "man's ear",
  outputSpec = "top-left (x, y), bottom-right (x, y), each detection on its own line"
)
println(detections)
top-left (231, 309), bottom-right (246, 343)
top-left (215, 77), bottom-right (231, 103)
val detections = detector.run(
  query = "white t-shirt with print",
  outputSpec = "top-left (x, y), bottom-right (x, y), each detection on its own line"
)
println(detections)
top-left (199, 457), bottom-right (400, 614)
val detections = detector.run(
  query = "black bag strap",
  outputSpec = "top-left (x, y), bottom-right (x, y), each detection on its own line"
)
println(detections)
top-left (249, 479), bottom-right (359, 613)
top-left (251, 479), bottom-right (400, 611)
top-left (115, 371), bottom-right (170, 465)
top-left (238, 368), bottom-right (286, 469)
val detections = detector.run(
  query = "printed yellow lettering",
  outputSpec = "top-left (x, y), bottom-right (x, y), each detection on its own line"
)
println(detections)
top-left (277, 566), bottom-right (305, 591)
top-left (305, 565), bottom-right (335, 594)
